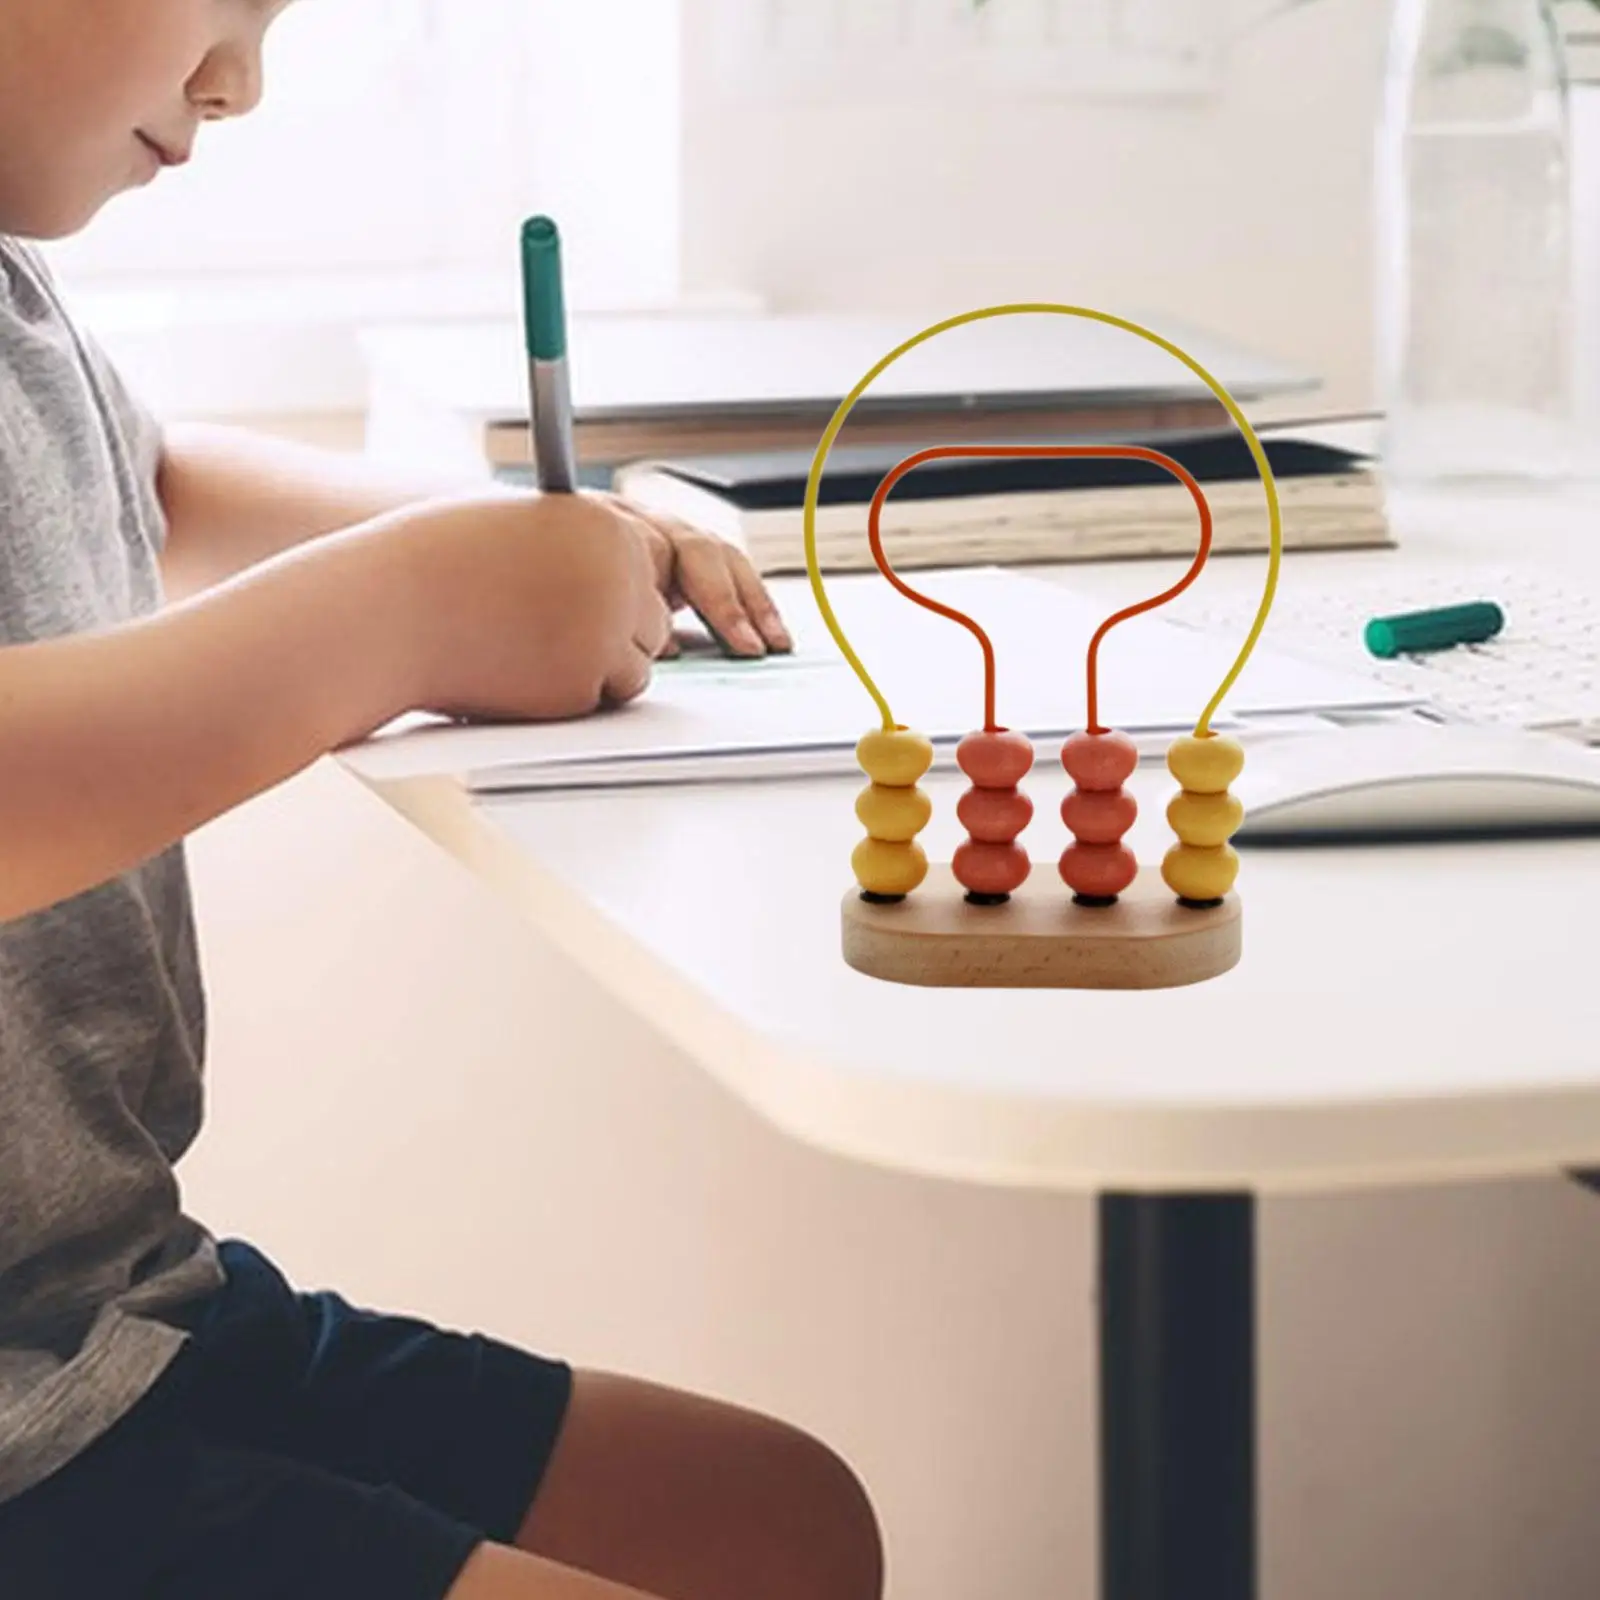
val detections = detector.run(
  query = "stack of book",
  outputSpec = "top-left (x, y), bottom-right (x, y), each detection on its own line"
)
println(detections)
top-left (612, 429), bottom-right (1390, 575)
top-left (362, 309), bottom-right (1387, 565)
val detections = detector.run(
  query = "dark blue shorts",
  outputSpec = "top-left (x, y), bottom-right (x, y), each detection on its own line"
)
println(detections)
top-left (0, 1240), bottom-right (574, 1600)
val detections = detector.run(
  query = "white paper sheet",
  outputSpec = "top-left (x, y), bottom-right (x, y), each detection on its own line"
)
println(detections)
top-left (340, 568), bottom-right (1414, 790)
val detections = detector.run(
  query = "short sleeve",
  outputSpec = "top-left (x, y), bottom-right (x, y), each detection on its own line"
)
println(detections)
top-left (3, 239), bottom-right (170, 553)
top-left (0, 238), bottom-right (172, 617)
top-left (78, 332), bottom-right (170, 554)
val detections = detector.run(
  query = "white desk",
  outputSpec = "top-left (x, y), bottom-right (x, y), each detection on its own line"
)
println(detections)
top-left (340, 476), bottom-right (1600, 1600)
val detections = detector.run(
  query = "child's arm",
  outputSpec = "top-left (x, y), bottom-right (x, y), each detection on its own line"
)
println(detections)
top-left (154, 423), bottom-right (791, 654)
top-left (155, 423), bottom-right (463, 599)
top-left (0, 490), bottom-right (666, 923)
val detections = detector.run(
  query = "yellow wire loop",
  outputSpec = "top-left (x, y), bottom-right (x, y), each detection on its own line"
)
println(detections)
top-left (802, 303), bottom-right (1282, 737)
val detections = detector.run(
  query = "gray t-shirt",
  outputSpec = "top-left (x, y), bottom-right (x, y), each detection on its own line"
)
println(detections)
top-left (0, 240), bottom-right (222, 1505)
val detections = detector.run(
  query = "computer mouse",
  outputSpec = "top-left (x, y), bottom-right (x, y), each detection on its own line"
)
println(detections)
top-left (1231, 722), bottom-right (1600, 841)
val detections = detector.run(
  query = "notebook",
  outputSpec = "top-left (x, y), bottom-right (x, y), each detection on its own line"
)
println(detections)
top-left (341, 567), bottom-right (1416, 794)
top-left (610, 431), bottom-right (1391, 576)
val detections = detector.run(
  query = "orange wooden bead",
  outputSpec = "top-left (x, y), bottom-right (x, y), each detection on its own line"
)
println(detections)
top-left (1059, 841), bottom-right (1138, 900)
top-left (956, 785), bottom-right (1034, 844)
top-left (1060, 730), bottom-right (1138, 792)
top-left (956, 729), bottom-right (1034, 789)
top-left (1060, 787), bottom-right (1138, 845)
top-left (952, 839), bottom-right (1031, 897)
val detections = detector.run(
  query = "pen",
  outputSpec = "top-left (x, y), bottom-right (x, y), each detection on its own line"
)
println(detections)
top-left (520, 215), bottom-right (578, 493)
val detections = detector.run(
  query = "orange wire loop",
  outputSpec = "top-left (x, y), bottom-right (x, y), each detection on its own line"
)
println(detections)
top-left (866, 445), bottom-right (1215, 735)
top-left (867, 449), bottom-right (1000, 731)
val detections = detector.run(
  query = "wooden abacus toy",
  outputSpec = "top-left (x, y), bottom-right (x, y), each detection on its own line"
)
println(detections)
top-left (801, 302), bottom-right (1282, 991)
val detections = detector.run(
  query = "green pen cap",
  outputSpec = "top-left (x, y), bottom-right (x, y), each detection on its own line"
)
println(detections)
top-left (521, 216), bottom-right (568, 362)
top-left (1364, 601), bottom-right (1505, 659)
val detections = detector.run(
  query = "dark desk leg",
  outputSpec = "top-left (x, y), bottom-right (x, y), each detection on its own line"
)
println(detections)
top-left (1099, 1194), bottom-right (1256, 1600)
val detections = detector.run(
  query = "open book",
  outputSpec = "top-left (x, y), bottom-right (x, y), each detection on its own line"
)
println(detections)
top-left (613, 431), bottom-right (1389, 575)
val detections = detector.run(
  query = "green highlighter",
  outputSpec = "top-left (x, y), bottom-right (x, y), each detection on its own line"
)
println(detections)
top-left (1364, 601), bottom-right (1505, 659)
top-left (519, 214), bottom-right (744, 658)
top-left (520, 215), bottom-right (578, 493)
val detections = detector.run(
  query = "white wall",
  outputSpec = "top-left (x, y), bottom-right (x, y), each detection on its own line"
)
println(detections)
top-left (679, 0), bottom-right (1391, 415)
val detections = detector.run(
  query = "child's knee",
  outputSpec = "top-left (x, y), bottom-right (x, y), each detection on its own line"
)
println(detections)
top-left (770, 1425), bottom-right (885, 1600)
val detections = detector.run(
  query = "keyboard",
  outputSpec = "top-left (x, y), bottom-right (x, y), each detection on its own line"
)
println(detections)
top-left (1170, 567), bottom-right (1600, 740)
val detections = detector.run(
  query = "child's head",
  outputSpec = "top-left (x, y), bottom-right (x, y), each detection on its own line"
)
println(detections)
top-left (0, 0), bottom-right (288, 240)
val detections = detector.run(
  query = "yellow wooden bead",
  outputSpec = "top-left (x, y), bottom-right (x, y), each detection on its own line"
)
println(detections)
top-left (1166, 790), bottom-right (1244, 849)
top-left (853, 837), bottom-right (929, 897)
top-left (855, 782), bottom-right (932, 842)
top-left (857, 728), bottom-right (934, 788)
top-left (1167, 734), bottom-right (1245, 795)
top-left (1161, 842), bottom-right (1239, 903)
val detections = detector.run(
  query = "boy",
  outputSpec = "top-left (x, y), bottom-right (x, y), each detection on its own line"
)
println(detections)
top-left (0, 4), bottom-right (884, 1599)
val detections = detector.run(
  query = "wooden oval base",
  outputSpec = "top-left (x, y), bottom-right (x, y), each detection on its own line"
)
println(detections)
top-left (842, 865), bottom-right (1241, 990)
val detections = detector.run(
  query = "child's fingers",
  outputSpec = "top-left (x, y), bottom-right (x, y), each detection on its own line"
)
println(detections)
top-left (603, 496), bottom-right (765, 655)
top-left (603, 643), bottom-right (656, 705)
top-left (725, 547), bottom-right (793, 653)
top-left (602, 493), bottom-right (794, 659)
top-left (597, 492), bottom-right (675, 589)
top-left (671, 539), bottom-right (767, 657)
top-left (632, 587), bottom-right (674, 661)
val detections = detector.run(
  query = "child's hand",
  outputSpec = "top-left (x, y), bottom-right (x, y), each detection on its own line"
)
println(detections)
top-left (597, 492), bottom-right (793, 658)
top-left (383, 489), bottom-right (673, 721)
